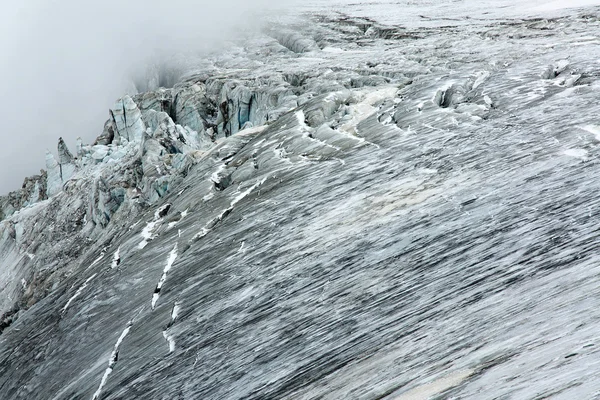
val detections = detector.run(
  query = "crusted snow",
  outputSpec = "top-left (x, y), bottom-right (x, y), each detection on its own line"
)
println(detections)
top-left (393, 369), bottom-right (474, 400)
top-left (138, 204), bottom-right (171, 249)
top-left (162, 331), bottom-right (176, 353)
top-left (91, 323), bottom-right (132, 400)
top-left (340, 87), bottom-right (398, 135)
top-left (171, 303), bottom-right (181, 322)
top-left (295, 110), bottom-right (308, 129)
top-left (138, 219), bottom-right (161, 249)
top-left (110, 247), bottom-right (121, 269)
top-left (168, 209), bottom-right (189, 229)
top-left (237, 124), bottom-right (268, 136)
top-left (151, 244), bottom-right (179, 309)
top-left (191, 227), bottom-right (210, 241)
top-left (231, 177), bottom-right (268, 206)
top-left (210, 164), bottom-right (228, 184)
top-left (532, 0), bottom-right (600, 11)
top-left (62, 273), bottom-right (97, 314)
top-left (579, 125), bottom-right (600, 141)
top-left (564, 148), bottom-right (588, 160)
top-left (86, 250), bottom-right (106, 271)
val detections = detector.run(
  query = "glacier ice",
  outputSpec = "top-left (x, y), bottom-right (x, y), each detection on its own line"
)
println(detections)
top-left (2, 2), bottom-right (600, 399)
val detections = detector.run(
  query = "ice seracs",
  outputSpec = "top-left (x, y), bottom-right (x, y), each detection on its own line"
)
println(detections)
top-left (45, 150), bottom-right (62, 197)
top-left (111, 95), bottom-right (146, 143)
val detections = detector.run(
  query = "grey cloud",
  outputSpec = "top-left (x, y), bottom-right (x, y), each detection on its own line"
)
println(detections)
top-left (0, 0), bottom-right (283, 195)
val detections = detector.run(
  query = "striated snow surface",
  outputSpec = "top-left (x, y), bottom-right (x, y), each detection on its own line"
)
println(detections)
top-left (2, 1), bottom-right (600, 399)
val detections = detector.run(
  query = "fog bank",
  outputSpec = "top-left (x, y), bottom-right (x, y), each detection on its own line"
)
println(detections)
top-left (0, 0), bottom-right (280, 195)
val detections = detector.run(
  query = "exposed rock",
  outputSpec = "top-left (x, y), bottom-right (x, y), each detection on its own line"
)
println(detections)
top-left (0, 172), bottom-right (47, 221)
top-left (94, 119), bottom-right (115, 145)
top-left (21, 172), bottom-right (47, 206)
top-left (57, 137), bottom-right (74, 164)
top-left (57, 137), bottom-right (77, 183)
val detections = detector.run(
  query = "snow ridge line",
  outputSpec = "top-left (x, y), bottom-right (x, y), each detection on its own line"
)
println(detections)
top-left (190, 176), bottom-right (268, 242)
top-left (62, 273), bottom-right (98, 314)
top-left (138, 203), bottom-right (171, 249)
top-left (151, 243), bottom-right (179, 310)
top-left (91, 321), bottom-right (133, 400)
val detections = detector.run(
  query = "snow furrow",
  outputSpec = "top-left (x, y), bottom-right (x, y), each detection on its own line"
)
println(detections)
top-left (162, 331), bottom-right (176, 353)
top-left (151, 244), bottom-right (178, 310)
top-left (171, 302), bottom-right (181, 322)
top-left (189, 176), bottom-right (268, 243)
top-left (110, 247), bottom-right (121, 269)
top-left (168, 209), bottom-right (189, 229)
top-left (85, 249), bottom-right (107, 271)
top-left (62, 273), bottom-right (97, 314)
top-left (91, 322), bottom-right (132, 400)
top-left (138, 204), bottom-right (171, 249)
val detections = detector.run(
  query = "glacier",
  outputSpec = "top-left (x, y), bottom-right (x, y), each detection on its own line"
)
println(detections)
top-left (2, 1), bottom-right (600, 399)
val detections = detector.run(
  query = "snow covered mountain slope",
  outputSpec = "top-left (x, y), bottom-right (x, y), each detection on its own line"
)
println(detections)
top-left (3, 2), bottom-right (600, 399)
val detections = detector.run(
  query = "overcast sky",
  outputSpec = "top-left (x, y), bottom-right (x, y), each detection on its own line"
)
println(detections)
top-left (0, 0), bottom-right (283, 195)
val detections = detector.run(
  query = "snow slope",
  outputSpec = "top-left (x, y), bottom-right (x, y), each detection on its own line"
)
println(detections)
top-left (2, 1), bottom-right (600, 399)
